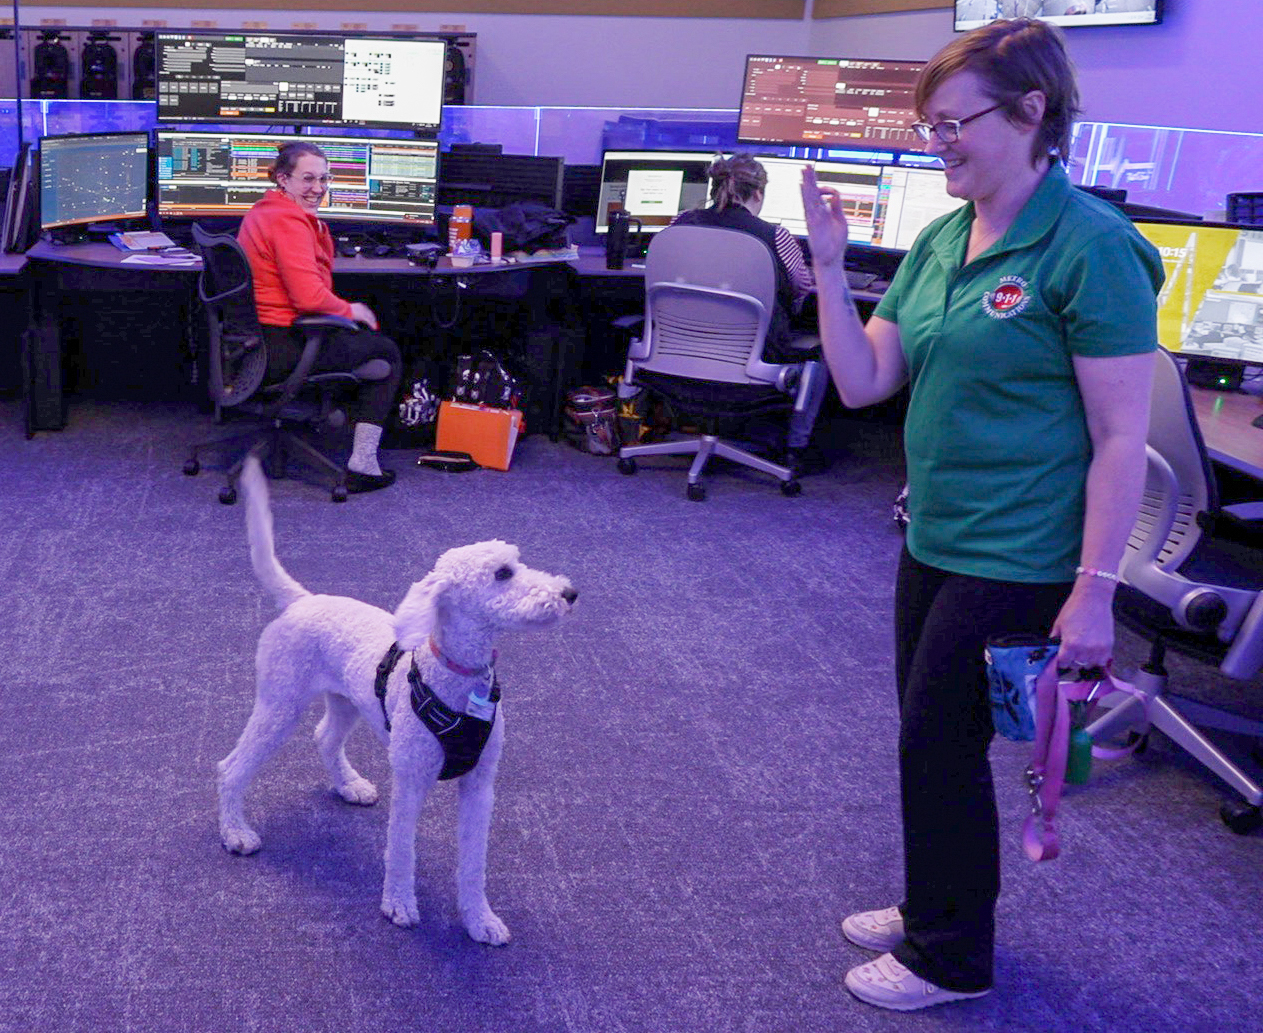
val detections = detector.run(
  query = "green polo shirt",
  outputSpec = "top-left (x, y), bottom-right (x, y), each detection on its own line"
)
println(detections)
top-left (873, 164), bottom-right (1163, 582)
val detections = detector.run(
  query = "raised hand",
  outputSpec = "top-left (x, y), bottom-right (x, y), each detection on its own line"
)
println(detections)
top-left (800, 165), bottom-right (851, 270)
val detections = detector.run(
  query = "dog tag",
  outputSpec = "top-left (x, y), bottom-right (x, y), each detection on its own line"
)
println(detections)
top-left (465, 693), bottom-right (495, 722)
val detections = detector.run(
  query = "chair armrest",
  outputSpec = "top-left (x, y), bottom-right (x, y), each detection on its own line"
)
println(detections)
top-left (1125, 445), bottom-right (1258, 639)
top-left (294, 314), bottom-right (359, 332)
top-left (269, 331), bottom-right (327, 411)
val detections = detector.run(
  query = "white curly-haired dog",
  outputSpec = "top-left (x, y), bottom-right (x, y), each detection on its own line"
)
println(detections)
top-left (216, 455), bottom-right (576, 944)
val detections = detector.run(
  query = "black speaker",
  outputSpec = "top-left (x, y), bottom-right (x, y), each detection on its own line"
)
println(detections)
top-left (132, 33), bottom-right (156, 100)
top-left (81, 33), bottom-right (120, 100)
top-left (32, 32), bottom-right (71, 99)
top-left (443, 42), bottom-right (467, 105)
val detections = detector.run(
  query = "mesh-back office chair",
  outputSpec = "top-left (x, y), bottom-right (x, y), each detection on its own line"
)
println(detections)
top-left (182, 224), bottom-right (391, 503)
top-left (1087, 347), bottom-right (1263, 833)
top-left (615, 224), bottom-right (823, 501)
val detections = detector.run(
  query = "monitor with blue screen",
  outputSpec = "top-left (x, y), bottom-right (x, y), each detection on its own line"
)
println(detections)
top-left (39, 131), bottom-right (150, 232)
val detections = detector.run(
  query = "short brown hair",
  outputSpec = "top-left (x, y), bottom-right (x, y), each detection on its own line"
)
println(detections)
top-left (269, 141), bottom-right (328, 183)
top-left (915, 18), bottom-right (1081, 165)
top-left (707, 153), bottom-right (767, 211)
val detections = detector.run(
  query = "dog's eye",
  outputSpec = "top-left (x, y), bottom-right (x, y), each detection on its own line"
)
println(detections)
top-left (494, 566), bottom-right (515, 581)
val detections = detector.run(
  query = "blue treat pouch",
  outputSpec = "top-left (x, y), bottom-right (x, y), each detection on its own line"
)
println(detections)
top-left (984, 635), bottom-right (1059, 742)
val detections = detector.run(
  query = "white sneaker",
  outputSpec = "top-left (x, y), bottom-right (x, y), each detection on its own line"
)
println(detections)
top-left (845, 953), bottom-right (991, 1012)
top-left (841, 906), bottom-right (905, 952)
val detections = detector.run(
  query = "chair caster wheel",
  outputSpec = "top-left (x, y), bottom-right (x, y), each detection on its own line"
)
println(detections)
top-left (617, 457), bottom-right (637, 475)
top-left (687, 483), bottom-right (706, 502)
top-left (218, 486), bottom-right (237, 505)
top-left (781, 479), bottom-right (802, 497)
top-left (183, 459), bottom-right (200, 476)
top-left (332, 486), bottom-right (348, 503)
top-left (1220, 801), bottom-right (1262, 835)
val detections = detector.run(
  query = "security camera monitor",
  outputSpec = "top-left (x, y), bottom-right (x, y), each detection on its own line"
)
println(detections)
top-left (737, 55), bottom-right (925, 152)
top-left (155, 130), bottom-right (439, 226)
top-left (955, 2), bottom-right (1162, 32)
top-left (155, 32), bottom-right (447, 132)
top-left (39, 131), bottom-right (150, 231)
top-left (596, 150), bottom-right (715, 234)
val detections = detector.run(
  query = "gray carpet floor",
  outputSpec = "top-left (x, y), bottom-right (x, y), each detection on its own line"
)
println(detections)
top-left (1, 398), bottom-right (1260, 1033)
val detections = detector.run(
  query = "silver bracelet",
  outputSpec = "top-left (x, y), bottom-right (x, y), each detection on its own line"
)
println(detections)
top-left (1075, 566), bottom-right (1120, 583)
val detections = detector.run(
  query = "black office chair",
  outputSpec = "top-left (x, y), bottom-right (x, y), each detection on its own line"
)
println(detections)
top-left (615, 224), bottom-right (822, 501)
top-left (182, 224), bottom-right (391, 503)
top-left (1086, 347), bottom-right (1263, 833)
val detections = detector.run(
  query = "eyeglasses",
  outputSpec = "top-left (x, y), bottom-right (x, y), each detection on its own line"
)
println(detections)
top-left (910, 103), bottom-right (1004, 145)
top-left (284, 173), bottom-right (332, 186)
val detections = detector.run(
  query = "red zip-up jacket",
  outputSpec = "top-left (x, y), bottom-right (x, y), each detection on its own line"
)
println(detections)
top-left (237, 188), bottom-right (354, 327)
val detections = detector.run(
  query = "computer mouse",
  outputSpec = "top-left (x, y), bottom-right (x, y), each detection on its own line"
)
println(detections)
top-left (337, 241), bottom-right (359, 257)
top-left (372, 243), bottom-right (394, 258)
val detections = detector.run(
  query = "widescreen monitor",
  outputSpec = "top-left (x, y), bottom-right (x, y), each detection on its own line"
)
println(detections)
top-left (955, 2), bottom-right (1161, 31)
top-left (755, 158), bottom-right (885, 243)
top-left (595, 150), bottom-right (714, 234)
top-left (155, 32), bottom-right (447, 131)
top-left (155, 130), bottom-right (439, 227)
top-left (737, 55), bottom-right (925, 152)
top-left (1132, 220), bottom-right (1263, 366)
top-left (39, 131), bottom-right (150, 232)
top-left (872, 165), bottom-right (966, 250)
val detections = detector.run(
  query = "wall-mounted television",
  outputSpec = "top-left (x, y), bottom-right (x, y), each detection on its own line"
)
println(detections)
top-left (737, 55), bottom-right (925, 153)
top-left (155, 31), bottom-right (447, 132)
top-left (955, 2), bottom-right (1162, 32)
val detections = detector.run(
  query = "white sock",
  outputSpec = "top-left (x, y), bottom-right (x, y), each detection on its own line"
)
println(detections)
top-left (348, 422), bottom-right (383, 476)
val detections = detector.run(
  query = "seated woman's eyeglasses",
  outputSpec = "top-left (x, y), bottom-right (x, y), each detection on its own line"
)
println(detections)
top-left (290, 174), bottom-right (332, 186)
top-left (910, 102), bottom-right (1004, 145)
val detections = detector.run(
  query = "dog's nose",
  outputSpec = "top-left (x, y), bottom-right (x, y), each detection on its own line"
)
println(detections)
top-left (562, 587), bottom-right (578, 606)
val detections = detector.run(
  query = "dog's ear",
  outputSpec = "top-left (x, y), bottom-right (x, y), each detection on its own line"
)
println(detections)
top-left (393, 570), bottom-right (448, 650)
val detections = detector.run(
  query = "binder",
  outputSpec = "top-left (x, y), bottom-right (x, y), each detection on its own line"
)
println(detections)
top-left (435, 402), bottom-right (523, 471)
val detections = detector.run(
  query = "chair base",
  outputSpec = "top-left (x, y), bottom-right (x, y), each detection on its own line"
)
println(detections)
top-left (184, 419), bottom-right (349, 503)
top-left (1087, 665), bottom-right (1263, 808)
top-left (618, 433), bottom-right (800, 499)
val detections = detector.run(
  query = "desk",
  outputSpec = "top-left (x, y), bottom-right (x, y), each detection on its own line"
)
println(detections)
top-left (21, 241), bottom-right (581, 438)
top-left (1190, 386), bottom-right (1263, 479)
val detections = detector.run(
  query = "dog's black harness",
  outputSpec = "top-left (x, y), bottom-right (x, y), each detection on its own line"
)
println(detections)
top-left (374, 642), bottom-right (501, 781)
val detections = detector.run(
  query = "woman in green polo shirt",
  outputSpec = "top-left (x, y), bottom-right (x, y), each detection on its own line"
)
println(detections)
top-left (800, 18), bottom-right (1163, 1012)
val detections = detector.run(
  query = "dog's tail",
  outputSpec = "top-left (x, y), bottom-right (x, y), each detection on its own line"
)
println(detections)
top-left (240, 454), bottom-right (311, 611)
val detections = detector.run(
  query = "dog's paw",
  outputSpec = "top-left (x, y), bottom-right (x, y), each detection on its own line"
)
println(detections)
top-left (381, 891), bottom-right (420, 928)
top-left (463, 908), bottom-right (511, 946)
top-left (220, 827), bottom-right (262, 855)
top-left (335, 777), bottom-right (379, 806)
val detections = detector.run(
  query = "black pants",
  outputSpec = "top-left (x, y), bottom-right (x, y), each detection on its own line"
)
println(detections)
top-left (262, 325), bottom-right (403, 427)
top-left (891, 545), bottom-right (1070, 992)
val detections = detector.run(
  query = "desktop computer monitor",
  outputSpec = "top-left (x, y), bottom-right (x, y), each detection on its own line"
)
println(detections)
top-left (155, 32), bottom-right (447, 132)
top-left (155, 130), bottom-right (439, 227)
top-left (1132, 219), bottom-right (1263, 368)
top-left (595, 150), bottom-right (715, 234)
top-left (871, 165), bottom-right (966, 251)
top-left (737, 55), bottom-right (925, 153)
top-left (38, 131), bottom-right (150, 232)
top-left (754, 157), bottom-right (886, 243)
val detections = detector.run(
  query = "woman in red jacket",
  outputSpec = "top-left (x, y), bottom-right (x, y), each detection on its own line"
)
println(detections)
top-left (238, 141), bottom-right (402, 493)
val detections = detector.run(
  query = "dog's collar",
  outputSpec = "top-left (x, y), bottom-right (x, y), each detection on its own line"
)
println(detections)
top-left (429, 636), bottom-right (495, 679)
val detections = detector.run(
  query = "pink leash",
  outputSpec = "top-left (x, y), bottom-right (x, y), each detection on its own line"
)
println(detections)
top-left (1022, 667), bottom-right (1148, 862)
